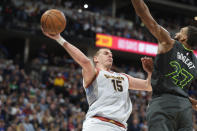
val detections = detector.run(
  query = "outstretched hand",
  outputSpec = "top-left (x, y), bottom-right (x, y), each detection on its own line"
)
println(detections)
top-left (192, 104), bottom-right (197, 111)
top-left (41, 27), bottom-right (61, 41)
top-left (189, 97), bottom-right (197, 111)
top-left (141, 57), bottom-right (153, 74)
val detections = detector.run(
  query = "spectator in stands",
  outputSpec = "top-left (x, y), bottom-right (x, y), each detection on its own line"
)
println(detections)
top-left (1, 0), bottom-right (193, 43)
top-left (0, 119), bottom-right (5, 131)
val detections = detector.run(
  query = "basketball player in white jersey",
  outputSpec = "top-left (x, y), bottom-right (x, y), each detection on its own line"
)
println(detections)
top-left (41, 29), bottom-right (153, 131)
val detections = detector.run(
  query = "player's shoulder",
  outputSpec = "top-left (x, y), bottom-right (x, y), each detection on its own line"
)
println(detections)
top-left (119, 73), bottom-right (131, 80)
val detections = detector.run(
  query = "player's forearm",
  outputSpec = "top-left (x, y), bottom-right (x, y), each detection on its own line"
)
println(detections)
top-left (131, 0), bottom-right (149, 17)
top-left (129, 77), bottom-right (152, 91)
top-left (131, 0), bottom-right (162, 42)
top-left (56, 36), bottom-right (91, 67)
top-left (146, 72), bottom-right (152, 92)
top-left (131, 0), bottom-right (158, 30)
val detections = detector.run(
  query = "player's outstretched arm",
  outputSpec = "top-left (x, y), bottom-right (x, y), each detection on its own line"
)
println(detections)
top-left (128, 57), bottom-right (152, 91)
top-left (41, 29), bottom-right (96, 88)
top-left (131, 0), bottom-right (174, 45)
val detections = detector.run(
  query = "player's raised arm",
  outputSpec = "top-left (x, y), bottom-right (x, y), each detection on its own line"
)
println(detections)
top-left (128, 57), bottom-right (152, 92)
top-left (131, 0), bottom-right (174, 45)
top-left (41, 30), bottom-right (96, 88)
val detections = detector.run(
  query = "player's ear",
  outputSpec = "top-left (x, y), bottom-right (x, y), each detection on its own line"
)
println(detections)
top-left (93, 56), bottom-right (98, 64)
top-left (185, 36), bottom-right (188, 43)
top-left (182, 27), bottom-right (189, 42)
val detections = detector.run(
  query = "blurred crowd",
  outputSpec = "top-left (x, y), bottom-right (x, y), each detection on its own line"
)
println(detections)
top-left (169, 0), bottom-right (197, 6)
top-left (0, 0), bottom-right (195, 43)
top-left (0, 44), bottom-right (197, 131)
top-left (0, 54), bottom-right (87, 131)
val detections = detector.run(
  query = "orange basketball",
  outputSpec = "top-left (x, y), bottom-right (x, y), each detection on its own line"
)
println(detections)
top-left (41, 9), bottom-right (66, 35)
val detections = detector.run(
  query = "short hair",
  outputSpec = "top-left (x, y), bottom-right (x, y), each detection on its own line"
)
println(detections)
top-left (187, 26), bottom-right (197, 50)
top-left (93, 47), bottom-right (110, 57)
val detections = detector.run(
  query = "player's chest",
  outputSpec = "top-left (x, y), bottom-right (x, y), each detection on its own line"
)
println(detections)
top-left (96, 72), bottom-right (129, 94)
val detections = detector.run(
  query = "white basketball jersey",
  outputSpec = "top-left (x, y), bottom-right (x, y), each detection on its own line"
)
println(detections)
top-left (84, 70), bottom-right (132, 127)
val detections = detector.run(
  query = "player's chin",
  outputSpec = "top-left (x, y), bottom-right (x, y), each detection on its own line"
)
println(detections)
top-left (108, 61), bottom-right (113, 66)
top-left (106, 62), bottom-right (112, 68)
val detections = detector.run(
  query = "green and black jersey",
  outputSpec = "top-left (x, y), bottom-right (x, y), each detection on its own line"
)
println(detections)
top-left (152, 41), bottom-right (197, 98)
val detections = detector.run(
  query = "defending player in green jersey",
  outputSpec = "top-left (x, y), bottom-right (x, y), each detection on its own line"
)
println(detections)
top-left (131, 0), bottom-right (197, 130)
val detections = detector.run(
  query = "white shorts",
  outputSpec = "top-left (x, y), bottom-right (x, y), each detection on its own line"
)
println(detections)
top-left (82, 118), bottom-right (126, 131)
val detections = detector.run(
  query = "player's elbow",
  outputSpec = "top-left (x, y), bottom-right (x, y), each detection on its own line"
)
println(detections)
top-left (150, 21), bottom-right (159, 32)
top-left (148, 22), bottom-right (161, 38)
top-left (146, 86), bottom-right (152, 92)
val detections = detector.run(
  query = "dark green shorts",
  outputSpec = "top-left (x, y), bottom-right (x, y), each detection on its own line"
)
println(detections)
top-left (146, 94), bottom-right (193, 131)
